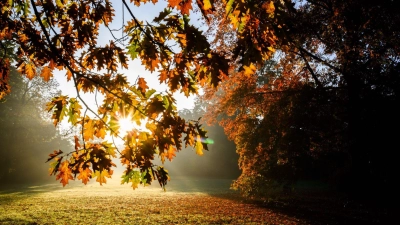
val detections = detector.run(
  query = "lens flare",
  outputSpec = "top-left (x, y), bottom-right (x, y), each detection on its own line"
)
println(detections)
top-left (200, 138), bottom-right (214, 144)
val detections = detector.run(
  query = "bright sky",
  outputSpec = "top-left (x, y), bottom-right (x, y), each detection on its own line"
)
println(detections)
top-left (54, 0), bottom-right (206, 111)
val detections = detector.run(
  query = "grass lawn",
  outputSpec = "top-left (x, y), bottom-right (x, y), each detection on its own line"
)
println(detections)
top-left (0, 177), bottom-right (394, 224)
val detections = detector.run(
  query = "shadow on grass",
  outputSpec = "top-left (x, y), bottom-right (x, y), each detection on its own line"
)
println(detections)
top-left (165, 178), bottom-right (396, 225)
top-left (0, 217), bottom-right (39, 225)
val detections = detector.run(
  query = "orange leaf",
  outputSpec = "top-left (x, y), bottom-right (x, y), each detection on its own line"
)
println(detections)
top-left (40, 66), bottom-right (53, 81)
top-left (22, 62), bottom-right (36, 80)
top-left (168, 0), bottom-right (192, 15)
top-left (243, 64), bottom-right (256, 77)
top-left (168, 0), bottom-right (180, 8)
top-left (74, 135), bottom-right (81, 151)
top-left (56, 161), bottom-right (74, 187)
top-left (77, 167), bottom-right (92, 185)
top-left (138, 77), bottom-right (148, 95)
top-left (180, 0), bottom-right (192, 15)
top-left (46, 149), bottom-right (63, 162)
top-left (166, 145), bottom-right (177, 161)
top-left (262, 1), bottom-right (275, 14)
top-left (66, 70), bottom-right (73, 81)
top-left (159, 70), bottom-right (168, 83)
top-left (49, 59), bottom-right (56, 69)
top-left (83, 119), bottom-right (95, 141)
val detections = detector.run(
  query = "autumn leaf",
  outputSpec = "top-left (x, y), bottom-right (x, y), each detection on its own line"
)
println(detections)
top-left (46, 96), bottom-right (68, 126)
top-left (168, 0), bottom-right (180, 8)
top-left (40, 66), bottom-right (53, 81)
top-left (158, 70), bottom-right (168, 83)
top-left (102, 141), bottom-right (117, 157)
top-left (19, 62), bottom-right (36, 80)
top-left (56, 161), bottom-right (74, 187)
top-left (262, 1), bottom-right (275, 14)
top-left (83, 118), bottom-right (95, 141)
top-left (48, 157), bottom-right (62, 176)
top-left (93, 169), bottom-right (112, 185)
top-left (66, 70), bottom-right (73, 81)
top-left (166, 145), bottom-right (177, 161)
top-left (46, 150), bottom-right (63, 162)
top-left (195, 135), bottom-right (204, 156)
top-left (243, 64), bottom-right (256, 76)
top-left (77, 167), bottom-right (92, 185)
top-left (74, 136), bottom-right (81, 151)
top-left (137, 77), bottom-right (148, 95)
top-left (68, 98), bottom-right (82, 125)
top-left (168, 0), bottom-right (192, 15)
top-left (225, 0), bottom-right (235, 16)
top-left (121, 170), bottom-right (142, 189)
top-left (180, 0), bottom-right (192, 15)
top-left (147, 98), bottom-right (165, 119)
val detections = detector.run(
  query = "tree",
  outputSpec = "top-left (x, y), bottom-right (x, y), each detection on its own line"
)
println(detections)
top-left (0, 0), bottom-right (229, 189)
top-left (1, 0), bottom-right (398, 200)
top-left (0, 68), bottom-right (71, 184)
top-left (203, 0), bottom-right (400, 199)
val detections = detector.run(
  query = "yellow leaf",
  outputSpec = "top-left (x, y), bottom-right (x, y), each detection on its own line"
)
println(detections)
top-left (25, 62), bottom-right (36, 80)
top-left (195, 135), bottom-right (203, 156)
top-left (243, 64), bottom-right (256, 76)
top-left (40, 66), bottom-right (53, 81)
top-left (83, 119), bottom-right (95, 141)
top-left (93, 170), bottom-right (112, 185)
top-left (177, 33), bottom-right (187, 47)
top-left (203, 0), bottom-right (212, 10)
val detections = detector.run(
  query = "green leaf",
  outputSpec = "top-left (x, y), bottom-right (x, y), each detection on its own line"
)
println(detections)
top-left (46, 96), bottom-right (68, 126)
top-left (225, 0), bottom-right (235, 16)
top-left (127, 42), bottom-right (139, 59)
top-left (108, 116), bottom-right (120, 136)
top-left (131, 171), bottom-right (141, 189)
top-left (145, 89), bottom-right (157, 99)
top-left (163, 96), bottom-right (170, 110)
top-left (121, 170), bottom-right (141, 189)
top-left (102, 141), bottom-right (116, 157)
top-left (68, 98), bottom-right (81, 125)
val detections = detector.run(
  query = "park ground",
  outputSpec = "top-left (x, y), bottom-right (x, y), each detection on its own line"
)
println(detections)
top-left (0, 177), bottom-right (396, 224)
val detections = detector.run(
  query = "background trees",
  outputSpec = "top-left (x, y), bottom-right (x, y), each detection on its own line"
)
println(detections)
top-left (0, 68), bottom-right (71, 184)
top-left (172, 102), bottom-right (239, 179)
top-left (203, 0), bottom-right (400, 200)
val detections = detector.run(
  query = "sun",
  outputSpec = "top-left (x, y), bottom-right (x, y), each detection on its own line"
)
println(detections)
top-left (118, 117), bottom-right (138, 134)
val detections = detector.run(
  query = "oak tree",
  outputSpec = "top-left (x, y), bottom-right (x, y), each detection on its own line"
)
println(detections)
top-left (0, 0), bottom-right (229, 189)
top-left (203, 0), bottom-right (400, 198)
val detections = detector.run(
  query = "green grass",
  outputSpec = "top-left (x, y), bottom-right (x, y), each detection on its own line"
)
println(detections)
top-left (0, 178), bottom-right (301, 225)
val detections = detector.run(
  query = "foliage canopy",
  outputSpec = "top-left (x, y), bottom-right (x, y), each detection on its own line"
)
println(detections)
top-left (202, 0), bottom-right (400, 198)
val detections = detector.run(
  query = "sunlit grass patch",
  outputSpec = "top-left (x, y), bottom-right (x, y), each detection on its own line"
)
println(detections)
top-left (0, 179), bottom-right (302, 225)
